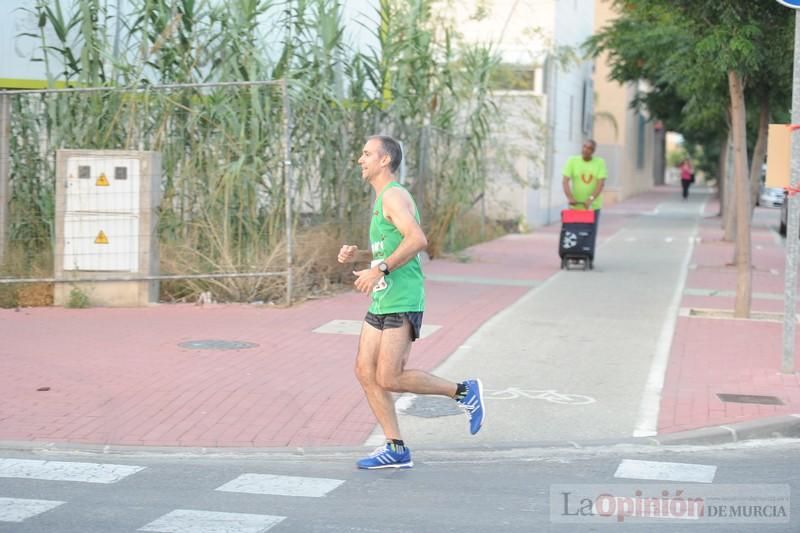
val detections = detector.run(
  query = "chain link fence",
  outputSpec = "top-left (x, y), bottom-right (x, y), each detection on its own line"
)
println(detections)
top-left (0, 80), bottom-right (298, 306)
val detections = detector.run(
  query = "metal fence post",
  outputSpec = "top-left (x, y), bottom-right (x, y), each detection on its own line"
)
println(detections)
top-left (282, 79), bottom-right (294, 306)
top-left (0, 92), bottom-right (9, 266)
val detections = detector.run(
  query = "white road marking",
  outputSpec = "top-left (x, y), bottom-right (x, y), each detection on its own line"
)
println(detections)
top-left (0, 497), bottom-right (64, 523)
top-left (614, 459), bottom-right (717, 483)
top-left (665, 237), bottom-right (673, 243)
top-left (632, 231), bottom-right (698, 437)
top-left (313, 319), bottom-right (441, 339)
top-left (0, 458), bottom-right (144, 484)
top-left (139, 509), bottom-right (285, 533)
top-left (216, 473), bottom-right (345, 498)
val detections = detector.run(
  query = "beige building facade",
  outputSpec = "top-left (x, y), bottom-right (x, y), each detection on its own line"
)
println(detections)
top-left (592, 0), bottom-right (664, 205)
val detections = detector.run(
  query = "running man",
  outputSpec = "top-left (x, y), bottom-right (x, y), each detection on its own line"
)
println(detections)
top-left (338, 135), bottom-right (485, 469)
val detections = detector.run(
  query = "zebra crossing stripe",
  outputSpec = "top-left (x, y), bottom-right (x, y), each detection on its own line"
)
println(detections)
top-left (0, 458), bottom-right (144, 484)
top-left (614, 459), bottom-right (717, 483)
top-left (138, 509), bottom-right (285, 533)
top-left (0, 497), bottom-right (65, 522)
top-left (216, 473), bottom-right (345, 498)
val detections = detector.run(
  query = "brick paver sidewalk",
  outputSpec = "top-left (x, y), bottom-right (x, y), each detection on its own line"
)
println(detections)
top-left (0, 191), bottom-right (646, 448)
top-left (659, 197), bottom-right (800, 433)
top-left (4, 186), bottom-right (794, 449)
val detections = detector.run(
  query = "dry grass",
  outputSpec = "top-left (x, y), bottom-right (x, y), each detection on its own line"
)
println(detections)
top-left (0, 281), bottom-right (54, 308)
top-left (0, 248), bottom-right (54, 308)
top-left (159, 222), bottom-right (366, 304)
top-left (17, 283), bottom-right (54, 307)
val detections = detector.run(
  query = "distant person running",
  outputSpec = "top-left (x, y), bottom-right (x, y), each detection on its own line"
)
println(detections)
top-left (338, 135), bottom-right (485, 469)
top-left (679, 158), bottom-right (694, 200)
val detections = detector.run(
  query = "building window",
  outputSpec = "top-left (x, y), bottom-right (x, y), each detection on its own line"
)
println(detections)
top-left (488, 64), bottom-right (536, 91)
top-left (581, 79), bottom-right (593, 136)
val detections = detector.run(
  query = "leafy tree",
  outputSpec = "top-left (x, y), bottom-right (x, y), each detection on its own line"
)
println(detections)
top-left (587, 0), bottom-right (793, 318)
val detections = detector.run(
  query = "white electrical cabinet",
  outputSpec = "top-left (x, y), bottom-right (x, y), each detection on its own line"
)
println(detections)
top-left (63, 213), bottom-right (139, 271)
top-left (55, 150), bottom-right (161, 306)
top-left (64, 158), bottom-right (141, 214)
top-left (62, 157), bottom-right (142, 271)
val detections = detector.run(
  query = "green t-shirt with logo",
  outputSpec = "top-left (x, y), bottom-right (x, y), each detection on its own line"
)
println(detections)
top-left (368, 182), bottom-right (425, 314)
top-left (562, 155), bottom-right (608, 210)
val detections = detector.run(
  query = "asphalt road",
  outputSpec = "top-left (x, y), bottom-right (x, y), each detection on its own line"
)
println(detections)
top-left (0, 438), bottom-right (797, 532)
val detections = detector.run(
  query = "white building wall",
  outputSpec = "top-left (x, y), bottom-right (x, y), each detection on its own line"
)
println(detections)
top-left (1, 1), bottom-right (55, 85)
top-left (453, 0), bottom-right (594, 229)
top-left (593, 0), bottom-right (658, 202)
top-left (527, 0), bottom-right (595, 227)
top-left (1, 0), bottom-right (380, 86)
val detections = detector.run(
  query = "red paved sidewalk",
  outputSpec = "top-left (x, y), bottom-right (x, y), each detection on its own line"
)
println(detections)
top-left (5, 187), bottom-right (791, 448)
top-left (658, 196), bottom-right (800, 434)
top-left (0, 190), bottom-right (654, 449)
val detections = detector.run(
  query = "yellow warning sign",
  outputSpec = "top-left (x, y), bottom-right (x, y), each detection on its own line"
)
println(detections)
top-left (96, 173), bottom-right (109, 186)
top-left (94, 230), bottom-right (109, 244)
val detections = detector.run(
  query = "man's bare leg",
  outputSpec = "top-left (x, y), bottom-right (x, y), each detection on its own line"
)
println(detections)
top-left (376, 320), bottom-right (458, 397)
top-left (354, 322), bottom-right (405, 440)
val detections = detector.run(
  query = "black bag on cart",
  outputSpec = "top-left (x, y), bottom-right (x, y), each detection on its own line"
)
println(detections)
top-left (559, 209), bottom-right (595, 270)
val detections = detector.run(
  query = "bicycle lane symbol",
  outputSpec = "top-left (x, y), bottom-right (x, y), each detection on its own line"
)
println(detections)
top-left (485, 388), bottom-right (596, 405)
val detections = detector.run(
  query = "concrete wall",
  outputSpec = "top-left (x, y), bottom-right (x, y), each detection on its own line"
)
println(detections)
top-left (484, 91), bottom-right (546, 226)
top-left (455, 0), bottom-right (595, 229)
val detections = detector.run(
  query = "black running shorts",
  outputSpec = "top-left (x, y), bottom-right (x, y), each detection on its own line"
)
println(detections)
top-left (364, 311), bottom-right (424, 342)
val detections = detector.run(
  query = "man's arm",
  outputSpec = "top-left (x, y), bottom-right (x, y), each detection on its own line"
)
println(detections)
top-left (588, 159), bottom-right (608, 206)
top-left (563, 176), bottom-right (576, 204)
top-left (587, 179), bottom-right (605, 206)
top-left (337, 246), bottom-right (372, 264)
top-left (378, 188), bottom-right (427, 271)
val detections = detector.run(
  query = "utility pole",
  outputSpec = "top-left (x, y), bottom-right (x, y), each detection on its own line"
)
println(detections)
top-left (779, 3), bottom-right (800, 373)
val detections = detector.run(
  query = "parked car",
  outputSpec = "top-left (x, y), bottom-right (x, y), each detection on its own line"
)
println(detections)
top-left (759, 186), bottom-right (785, 208)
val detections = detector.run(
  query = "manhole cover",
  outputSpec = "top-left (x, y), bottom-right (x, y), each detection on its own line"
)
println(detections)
top-left (716, 393), bottom-right (784, 406)
top-left (179, 340), bottom-right (258, 351)
top-left (400, 396), bottom-right (463, 418)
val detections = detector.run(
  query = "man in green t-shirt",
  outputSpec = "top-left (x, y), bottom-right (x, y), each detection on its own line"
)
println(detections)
top-left (562, 139), bottom-right (608, 254)
top-left (337, 135), bottom-right (485, 470)
top-left (562, 139), bottom-right (607, 211)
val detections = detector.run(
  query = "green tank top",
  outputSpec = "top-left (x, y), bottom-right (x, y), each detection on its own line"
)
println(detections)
top-left (368, 182), bottom-right (425, 314)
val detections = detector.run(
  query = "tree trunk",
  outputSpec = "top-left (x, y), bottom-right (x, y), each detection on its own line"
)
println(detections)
top-left (728, 70), bottom-right (752, 318)
top-left (723, 126), bottom-right (736, 241)
top-left (749, 93), bottom-right (770, 213)
top-left (653, 124), bottom-right (666, 186)
top-left (717, 131), bottom-right (729, 217)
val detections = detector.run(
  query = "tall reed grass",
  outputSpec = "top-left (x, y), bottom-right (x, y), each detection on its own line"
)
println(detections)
top-left (5, 0), bottom-right (507, 304)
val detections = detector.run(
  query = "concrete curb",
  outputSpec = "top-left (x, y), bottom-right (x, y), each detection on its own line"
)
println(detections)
top-left (0, 414), bottom-right (798, 458)
top-left (646, 414), bottom-right (800, 446)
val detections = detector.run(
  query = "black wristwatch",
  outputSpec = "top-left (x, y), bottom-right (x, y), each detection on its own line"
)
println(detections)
top-left (378, 261), bottom-right (390, 275)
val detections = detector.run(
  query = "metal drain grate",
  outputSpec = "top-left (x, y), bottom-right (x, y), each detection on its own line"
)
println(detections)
top-left (179, 339), bottom-right (258, 351)
top-left (716, 393), bottom-right (784, 406)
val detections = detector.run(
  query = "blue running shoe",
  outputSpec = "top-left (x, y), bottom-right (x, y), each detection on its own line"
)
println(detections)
top-left (458, 379), bottom-right (485, 435)
top-left (356, 443), bottom-right (413, 469)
